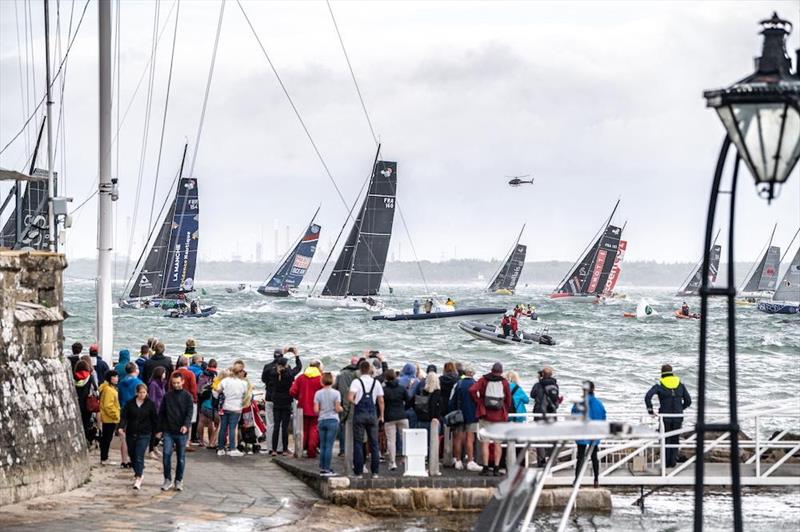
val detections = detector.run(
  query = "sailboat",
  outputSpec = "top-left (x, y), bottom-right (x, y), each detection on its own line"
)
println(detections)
top-left (487, 224), bottom-right (527, 295)
top-left (550, 200), bottom-right (625, 303)
top-left (258, 209), bottom-right (321, 297)
top-left (306, 151), bottom-right (396, 312)
top-left (757, 246), bottom-right (800, 315)
top-left (120, 150), bottom-right (211, 315)
top-left (736, 224), bottom-right (781, 305)
top-left (676, 230), bottom-right (722, 297)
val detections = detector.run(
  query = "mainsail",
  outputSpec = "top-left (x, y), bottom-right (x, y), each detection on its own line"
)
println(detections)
top-left (604, 239), bottom-right (627, 295)
top-left (259, 212), bottom-right (321, 296)
top-left (772, 247), bottom-right (800, 302)
top-left (677, 230), bottom-right (722, 296)
top-left (322, 160), bottom-right (397, 297)
top-left (488, 225), bottom-right (526, 293)
top-left (742, 246), bottom-right (781, 293)
top-left (0, 169), bottom-right (52, 250)
top-left (555, 224), bottom-right (622, 296)
top-left (128, 177), bottom-right (199, 300)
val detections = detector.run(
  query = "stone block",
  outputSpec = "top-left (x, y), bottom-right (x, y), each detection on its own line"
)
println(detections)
top-left (424, 488), bottom-right (451, 510)
top-left (391, 488), bottom-right (415, 511)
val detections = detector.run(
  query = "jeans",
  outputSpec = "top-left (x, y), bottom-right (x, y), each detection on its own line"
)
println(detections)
top-left (318, 418), bottom-right (339, 471)
top-left (218, 410), bottom-right (241, 451)
top-left (353, 413), bottom-right (380, 475)
top-left (575, 443), bottom-right (599, 483)
top-left (273, 407), bottom-right (291, 452)
top-left (126, 433), bottom-right (150, 478)
top-left (418, 420), bottom-right (432, 441)
top-left (162, 432), bottom-right (188, 481)
top-left (264, 402), bottom-right (276, 451)
top-left (100, 423), bottom-right (117, 461)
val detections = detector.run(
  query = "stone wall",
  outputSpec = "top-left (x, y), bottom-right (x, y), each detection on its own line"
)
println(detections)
top-left (0, 250), bottom-right (89, 506)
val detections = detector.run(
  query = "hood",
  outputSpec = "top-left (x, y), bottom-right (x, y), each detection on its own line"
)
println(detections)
top-left (118, 349), bottom-right (131, 365)
top-left (303, 366), bottom-right (322, 379)
top-left (341, 363), bottom-right (358, 372)
top-left (483, 372), bottom-right (504, 382)
top-left (98, 381), bottom-right (115, 393)
top-left (401, 363), bottom-right (416, 377)
top-left (385, 380), bottom-right (399, 389)
top-left (660, 375), bottom-right (680, 389)
top-left (540, 377), bottom-right (558, 387)
top-left (74, 370), bottom-right (91, 386)
top-left (440, 372), bottom-right (458, 384)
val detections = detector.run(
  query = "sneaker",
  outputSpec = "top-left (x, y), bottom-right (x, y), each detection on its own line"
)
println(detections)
top-left (454, 460), bottom-right (464, 471)
top-left (479, 466), bottom-right (490, 476)
top-left (492, 466), bottom-right (501, 477)
top-left (133, 477), bottom-right (142, 490)
top-left (389, 462), bottom-right (397, 471)
top-left (246, 449), bottom-right (253, 455)
top-left (372, 473), bottom-right (380, 479)
top-left (175, 480), bottom-right (184, 491)
top-left (466, 461), bottom-right (482, 472)
top-left (217, 449), bottom-right (226, 457)
top-left (363, 466), bottom-right (369, 474)
top-left (100, 460), bottom-right (112, 466)
top-left (228, 449), bottom-right (244, 457)
top-left (160, 479), bottom-right (173, 491)
top-left (593, 480), bottom-right (599, 489)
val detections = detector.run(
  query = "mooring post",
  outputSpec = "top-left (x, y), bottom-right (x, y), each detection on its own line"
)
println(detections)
top-left (345, 416), bottom-right (353, 474)
top-left (293, 405), bottom-right (303, 458)
top-left (429, 418), bottom-right (440, 476)
top-left (443, 425), bottom-right (452, 466)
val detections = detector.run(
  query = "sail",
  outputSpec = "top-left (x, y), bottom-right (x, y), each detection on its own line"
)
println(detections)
top-left (743, 246), bottom-right (781, 292)
top-left (679, 244), bottom-right (722, 295)
top-left (584, 225), bottom-right (621, 295)
top-left (555, 237), bottom-right (600, 295)
top-left (322, 160), bottom-right (397, 297)
top-left (129, 177), bottom-right (198, 299)
top-left (0, 170), bottom-right (52, 249)
top-left (772, 248), bottom-right (800, 302)
top-left (488, 244), bottom-right (527, 292)
top-left (260, 222), bottom-right (321, 293)
top-left (604, 239), bottom-right (627, 295)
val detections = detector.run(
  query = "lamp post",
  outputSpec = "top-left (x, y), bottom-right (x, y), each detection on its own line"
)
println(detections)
top-left (695, 12), bottom-right (800, 532)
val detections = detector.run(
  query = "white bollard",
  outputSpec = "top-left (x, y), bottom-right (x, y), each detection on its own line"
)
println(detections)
top-left (403, 429), bottom-right (428, 477)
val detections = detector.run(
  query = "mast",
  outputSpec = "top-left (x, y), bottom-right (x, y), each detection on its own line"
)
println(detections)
top-left (97, 0), bottom-right (113, 363)
top-left (344, 144), bottom-right (381, 296)
top-left (43, 0), bottom-right (56, 251)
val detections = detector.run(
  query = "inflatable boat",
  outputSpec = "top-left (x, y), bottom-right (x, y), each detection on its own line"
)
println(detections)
top-left (457, 321), bottom-right (556, 346)
top-left (373, 307), bottom-right (506, 322)
top-left (164, 306), bottom-right (218, 318)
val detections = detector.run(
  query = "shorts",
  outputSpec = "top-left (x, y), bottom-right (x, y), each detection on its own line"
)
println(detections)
top-left (453, 422), bottom-right (479, 433)
top-left (478, 419), bottom-right (498, 440)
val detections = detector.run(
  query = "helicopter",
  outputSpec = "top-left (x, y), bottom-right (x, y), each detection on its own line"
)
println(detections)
top-left (507, 174), bottom-right (534, 187)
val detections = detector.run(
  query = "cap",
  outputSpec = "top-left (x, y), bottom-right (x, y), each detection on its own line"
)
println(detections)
top-left (273, 348), bottom-right (283, 359)
top-left (491, 362), bottom-right (503, 374)
top-left (89, 343), bottom-right (99, 355)
top-left (426, 364), bottom-right (437, 374)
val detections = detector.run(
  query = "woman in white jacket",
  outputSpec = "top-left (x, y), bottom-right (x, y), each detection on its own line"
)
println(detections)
top-left (214, 361), bottom-right (251, 457)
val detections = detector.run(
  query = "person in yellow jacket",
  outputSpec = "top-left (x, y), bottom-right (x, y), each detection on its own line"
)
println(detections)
top-left (98, 370), bottom-right (121, 465)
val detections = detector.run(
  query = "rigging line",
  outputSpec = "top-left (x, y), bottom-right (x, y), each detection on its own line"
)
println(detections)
top-left (189, 0), bottom-right (225, 178)
top-left (326, 0), bottom-right (377, 145)
top-left (112, 0), bottom-right (121, 283)
top-left (395, 199), bottom-right (429, 293)
top-left (53, 0), bottom-right (76, 193)
top-left (68, 189), bottom-right (97, 215)
top-left (14, 0), bottom-right (30, 155)
top-left (26, 0), bottom-right (37, 152)
top-left (148, 0), bottom-right (181, 234)
top-left (0, 0), bottom-right (90, 157)
top-left (779, 227), bottom-right (800, 263)
top-left (22, 0), bottom-right (33, 155)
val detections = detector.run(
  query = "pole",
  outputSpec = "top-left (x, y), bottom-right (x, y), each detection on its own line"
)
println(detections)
top-left (97, 0), bottom-right (113, 364)
top-left (43, 0), bottom-right (56, 251)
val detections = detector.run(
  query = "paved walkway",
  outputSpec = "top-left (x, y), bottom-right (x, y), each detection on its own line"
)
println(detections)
top-left (1, 446), bottom-right (375, 531)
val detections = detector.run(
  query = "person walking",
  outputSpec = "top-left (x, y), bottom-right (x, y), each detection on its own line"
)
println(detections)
top-left (348, 360), bottom-right (385, 478)
top-left (571, 380), bottom-right (606, 487)
top-left (507, 370), bottom-right (530, 423)
top-left (334, 356), bottom-right (360, 456)
top-left (382, 369), bottom-right (410, 471)
top-left (174, 357), bottom-right (198, 447)
top-left (143, 341), bottom-right (173, 384)
top-left (89, 344), bottom-right (110, 385)
top-left (290, 360), bottom-right (323, 459)
top-left (74, 359), bottom-right (98, 446)
top-left (118, 383), bottom-right (158, 490)
top-left (98, 370), bottom-right (121, 465)
top-left (214, 362), bottom-right (251, 457)
top-left (645, 364), bottom-right (692, 468)
top-left (530, 366), bottom-right (562, 466)
top-left (157, 372), bottom-right (194, 491)
top-left (135, 344), bottom-right (150, 375)
top-left (314, 372), bottom-right (343, 475)
top-left (271, 359), bottom-right (295, 455)
top-left (147, 366), bottom-right (167, 458)
top-left (450, 364), bottom-right (481, 472)
top-left (469, 362), bottom-right (512, 476)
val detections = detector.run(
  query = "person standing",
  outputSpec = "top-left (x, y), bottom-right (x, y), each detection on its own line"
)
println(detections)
top-left (214, 362), bottom-right (250, 457)
top-left (73, 359), bottom-right (98, 446)
top-left (114, 349), bottom-right (131, 378)
top-left (348, 360), bottom-right (385, 478)
top-left (290, 360), bottom-right (323, 459)
top-left (645, 364), bottom-right (692, 468)
top-left (68, 342), bottom-right (83, 371)
top-left (98, 370), bottom-right (121, 465)
top-left (135, 344), bottom-right (150, 375)
top-left (157, 373), bottom-right (194, 491)
top-left (143, 341), bottom-right (173, 384)
top-left (118, 383), bottom-right (158, 490)
top-left (314, 372), bottom-right (343, 475)
top-left (469, 362), bottom-right (512, 476)
top-left (507, 370), bottom-right (530, 423)
top-left (90, 344), bottom-right (110, 385)
top-left (147, 366), bottom-right (167, 458)
top-left (571, 380), bottom-right (606, 487)
top-left (413, 372), bottom-right (442, 440)
top-left (263, 348), bottom-right (302, 453)
top-left (271, 359), bottom-right (295, 455)
top-left (174, 357), bottom-right (198, 447)
top-left (334, 356), bottom-right (360, 456)
top-left (439, 362), bottom-right (459, 418)
top-left (382, 369), bottom-right (410, 471)
top-left (530, 366), bottom-right (562, 466)
top-left (450, 365), bottom-right (481, 472)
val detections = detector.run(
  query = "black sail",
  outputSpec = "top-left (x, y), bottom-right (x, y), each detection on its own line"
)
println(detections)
top-left (556, 239), bottom-right (601, 295)
top-left (743, 245), bottom-right (781, 292)
top-left (582, 225), bottom-right (622, 295)
top-left (129, 202), bottom-right (176, 299)
top-left (679, 244), bottom-right (722, 296)
top-left (322, 160), bottom-right (397, 297)
top-left (489, 244), bottom-right (527, 292)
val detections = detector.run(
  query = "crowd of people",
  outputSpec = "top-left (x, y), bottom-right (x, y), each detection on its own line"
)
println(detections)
top-left (69, 339), bottom-right (692, 489)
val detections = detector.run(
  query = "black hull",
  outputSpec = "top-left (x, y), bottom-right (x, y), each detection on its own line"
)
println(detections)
top-left (372, 307), bottom-right (506, 322)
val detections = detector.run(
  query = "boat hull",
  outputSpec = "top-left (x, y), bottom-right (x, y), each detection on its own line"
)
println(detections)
top-left (305, 296), bottom-right (383, 312)
top-left (756, 301), bottom-right (799, 315)
top-left (493, 289), bottom-right (514, 296)
top-left (548, 293), bottom-right (600, 303)
top-left (457, 321), bottom-right (555, 346)
top-left (257, 287), bottom-right (291, 298)
top-left (373, 307), bottom-right (506, 322)
top-left (163, 306), bottom-right (218, 318)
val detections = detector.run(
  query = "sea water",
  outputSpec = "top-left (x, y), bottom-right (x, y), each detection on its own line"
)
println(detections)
top-left (63, 281), bottom-right (800, 530)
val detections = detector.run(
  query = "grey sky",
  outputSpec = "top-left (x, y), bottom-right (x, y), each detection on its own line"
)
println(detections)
top-left (1, 0), bottom-right (798, 267)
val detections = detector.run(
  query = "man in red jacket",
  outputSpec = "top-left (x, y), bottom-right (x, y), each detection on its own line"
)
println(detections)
top-left (469, 362), bottom-right (512, 476)
top-left (290, 360), bottom-right (323, 458)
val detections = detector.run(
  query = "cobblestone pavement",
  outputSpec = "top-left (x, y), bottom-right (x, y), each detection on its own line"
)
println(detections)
top-left (0, 446), bottom-right (373, 531)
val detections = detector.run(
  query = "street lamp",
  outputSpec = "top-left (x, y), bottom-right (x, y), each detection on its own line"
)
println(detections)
top-left (694, 12), bottom-right (799, 532)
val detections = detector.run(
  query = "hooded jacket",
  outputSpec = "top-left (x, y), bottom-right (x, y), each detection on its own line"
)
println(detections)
top-left (135, 354), bottom-right (148, 375)
top-left (509, 381), bottom-right (530, 422)
top-left (383, 379), bottom-right (409, 422)
top-left (571, 393), bottom-right (607, 444)
top-left (143, 353), bottom-right (173, 384)
top-left (645, 373), bottom-right (692, 417)
top-left (148, 378), bottom-right (166, 412)
top-left (450, 376), bottom-right (478, 424)
top-left (118, 374), bottom-right (144, 409)
top-left (397, 363), bottom-right (419, 401)
top-left (98, 381), bottom-right (121, 424)
top-left (114, 349), bottom-right (131, 377)
top-left (469, 372), bottom-right (512, 422)
top-left (263, 354), bottom-right (302, 402)
top-left (531, 377), bottom-right (561, 415)
top-left (439, 371), bottom-right (459, 415)
top-left (74, 370), bottom-right (95, 415)
top-left (334, 363), bottom-right (358, 421)
top-left (290, 366), bottom-right (322, 416)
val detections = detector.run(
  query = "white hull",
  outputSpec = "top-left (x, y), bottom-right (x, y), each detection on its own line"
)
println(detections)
top-left (305, 295), bottom-right (383, 312)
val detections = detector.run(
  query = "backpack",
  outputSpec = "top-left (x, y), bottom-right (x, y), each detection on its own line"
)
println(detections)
top-left (484, 380), bottom-right (505, 411)
top-left (543, 382), bottom-right (560, 413)
top-left (414, 392), bottom-right (430, 417)
top-left (510, 383), bottom-right (523, 412)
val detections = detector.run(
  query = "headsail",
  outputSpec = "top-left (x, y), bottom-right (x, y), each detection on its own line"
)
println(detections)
top-left (679, 245), bottom-right (721, 296)
top-left (0, 169), bottom-right (52, 250)
top-left (742, 246), bottom-right (781, 292)
top-left (128, 177), bottom-right (199, 300)
top-left (604, 239), bottom-right (627, 295)
top-left (488, 224), bottom-right (526, 293)
top-left (772, 247), bottom-right (800, 303)
top-left (322, 160), bottom-right (397, 297)
top-left (259, 212), bottom-right (321, 296)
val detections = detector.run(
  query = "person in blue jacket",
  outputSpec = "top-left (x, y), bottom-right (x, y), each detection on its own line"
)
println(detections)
top-left (571, 380), bottom-right (606, 487)
top-left (506, 370), bottom-right (529, 423)
top-left (114, 349), bottom-right (131, 378)
top-left (118, 362), bottom-right (145, 409)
